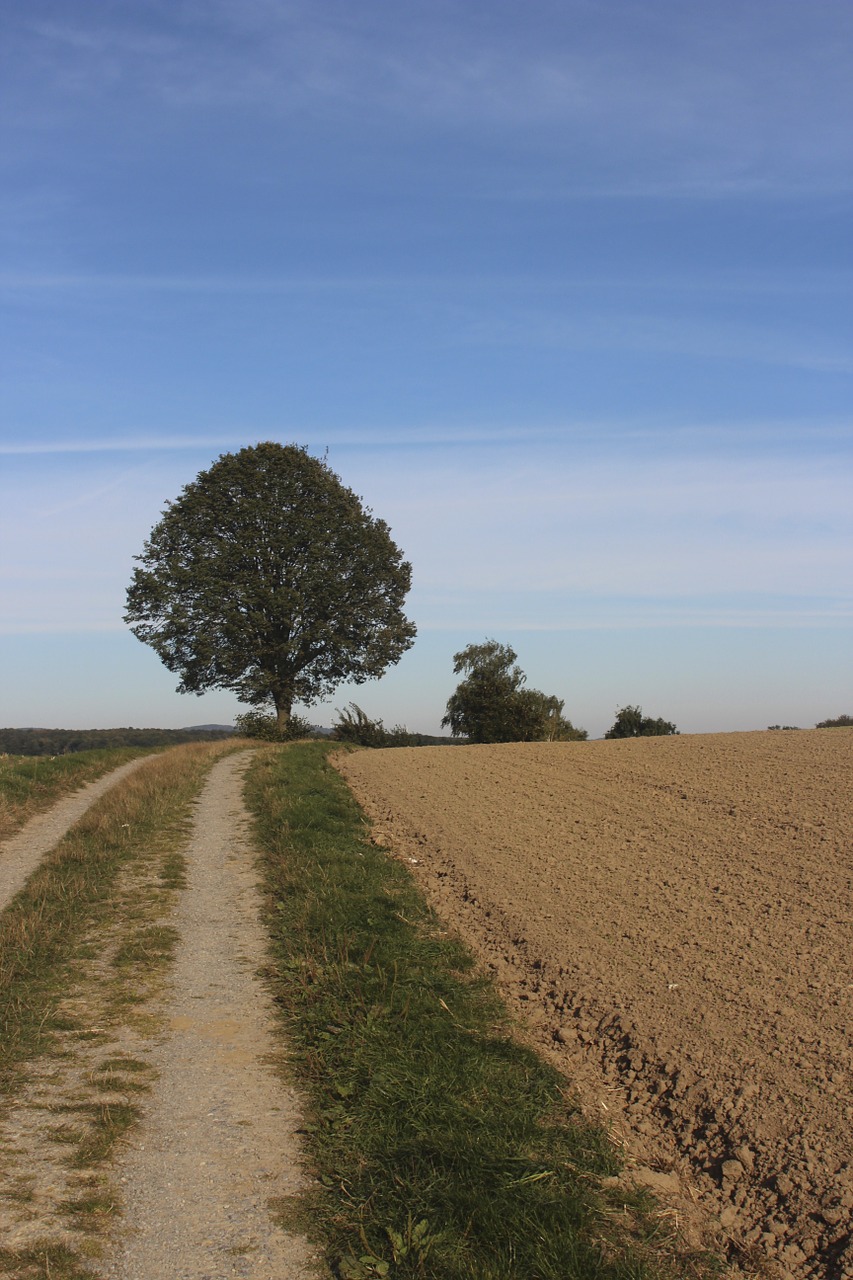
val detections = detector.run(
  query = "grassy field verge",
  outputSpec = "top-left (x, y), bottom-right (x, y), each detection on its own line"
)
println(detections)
top-left (247, 742), bottom-right (718, 1280)
top-left (0, 739), bottom-right (243, 1279)
top-left (0, 749), bottom-right (153, 844)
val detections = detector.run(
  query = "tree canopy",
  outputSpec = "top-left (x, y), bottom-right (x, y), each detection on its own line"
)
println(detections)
top-left (124, 443), bottom-right (416, 728)
top-left (441, 640), bottom-right (587, 743)
top-left (604, 705), bottom-right (678, 739)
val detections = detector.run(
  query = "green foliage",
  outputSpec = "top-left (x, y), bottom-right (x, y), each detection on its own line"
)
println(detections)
top-left (233, 709), bottom-right (313, 741)
top-left (532, 692), bottom-right (589, 742)
top-left (125, 443), bottom-right (416, 729)
top-left (441, 641), bottom-right (587, 744)
top-left (604, 705), bottom-right (678, 739)
top-left (767, 724), bottom-right (800, 731)
top-left (332, 703), bottom-right (414, 748)
top-left (815, 713), bottom-right (853, 728)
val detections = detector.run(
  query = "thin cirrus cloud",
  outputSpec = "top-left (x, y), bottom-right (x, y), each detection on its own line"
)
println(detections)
top-left (3, 266), bottom-right (851, 297)
top-left (338, 447), bottom-right (853, 604)
top-left (0, 436), bottom-right (244, 457)
top-left (460, 310), bottom-right (853, 375)
top-left (3, 444), bottom-right (850, 636)
top-left (9, 2), bottom-right (852, 194)
top-left (1, 3), bottom-right (851, 729)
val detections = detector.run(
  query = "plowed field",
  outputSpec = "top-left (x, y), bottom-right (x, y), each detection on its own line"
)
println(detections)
top-left (336, 730), bottom-right (853, 1280)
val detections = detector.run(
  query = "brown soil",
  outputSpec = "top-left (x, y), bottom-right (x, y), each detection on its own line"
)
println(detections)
top-left (336, 730), bottom-right (853, 1280)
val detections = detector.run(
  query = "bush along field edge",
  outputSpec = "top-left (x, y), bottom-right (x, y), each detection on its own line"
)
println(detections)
top-left (246, 741), bottom-right (724, 1280)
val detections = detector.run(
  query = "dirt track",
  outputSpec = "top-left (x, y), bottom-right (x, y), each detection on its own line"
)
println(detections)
top-left (103, 751), bottom-right (314, 1280)
top-left (0, 756), bottom-right (150, 912)
top-left (0, 749), bottom-right (314, 1279)
top-left (336, 730), bottom-right (853, 1280)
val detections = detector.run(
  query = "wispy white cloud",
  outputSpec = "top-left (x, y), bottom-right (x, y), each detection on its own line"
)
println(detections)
top-left (7, 2), bottom-right (853, 195)
top-left (35, 463), bottom-right (160, 517)
top-left (413, 601), bottom-right (853, 633)
top-left (462, 309), bottom-right (853, 374)
top-left (0, 620), bottom-right (127, 636)
top-left (0, 436), bottom-right (242, 456)
top-left (2, 416), bottom-right (850, 457)
top-left (3, 267), bottom-right (851, 295)
top-left (350, 448), bottom-right (853, 609)
top-left (4, 270), bottom-right (847, 386)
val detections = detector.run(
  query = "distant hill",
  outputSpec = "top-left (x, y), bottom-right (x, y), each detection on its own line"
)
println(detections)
top-left (0, 726), bottom-right (236, 756)
top-left (181, 724), bottom-right (236, 733)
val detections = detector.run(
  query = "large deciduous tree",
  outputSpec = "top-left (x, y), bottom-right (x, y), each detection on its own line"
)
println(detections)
top-left (124, 443), bottom-right (416, 729)
top-left (442, 640), bottom-right (587, 743)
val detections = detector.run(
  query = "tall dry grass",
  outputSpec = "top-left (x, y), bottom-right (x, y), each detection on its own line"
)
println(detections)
top-left (0, 748), bottom-right (150, 845)
top-left (0, 739), bottom-right (241, 1086)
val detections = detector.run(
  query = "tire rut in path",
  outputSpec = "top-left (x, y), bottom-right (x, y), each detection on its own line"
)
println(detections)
top-left (0, 757), bottom-right (152, 912)
top-left (101, 751), bottom-right (316, 1280)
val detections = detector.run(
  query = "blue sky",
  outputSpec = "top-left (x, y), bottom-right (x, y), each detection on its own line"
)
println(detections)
top-left (1, 0), bottom-right (851, 737)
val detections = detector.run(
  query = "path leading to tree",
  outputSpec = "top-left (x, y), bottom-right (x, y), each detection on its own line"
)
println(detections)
top-left (0, 756), bottom-right (151, 912)
top-left (101, 751), bottom-right (315, 1280)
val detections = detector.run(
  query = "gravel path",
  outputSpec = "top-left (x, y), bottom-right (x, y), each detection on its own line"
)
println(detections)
top-left (101, 750), bottom-right (315, 1280)
top-left (0, 756), bottom-right (151, 912)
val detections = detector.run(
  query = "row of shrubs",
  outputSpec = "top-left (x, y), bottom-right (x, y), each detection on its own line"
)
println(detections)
top-left (6, 710), bottom-right (849, 758)
top-left (768, 715), bottom-right (853, 730)
top-left (233, 706), bottom-right (453, 748)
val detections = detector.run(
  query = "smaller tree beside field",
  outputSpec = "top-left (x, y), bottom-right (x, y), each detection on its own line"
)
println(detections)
top-left (442, 641), bottom-right (587, 744)
top-left (604, 705), bottom-right (678, 739)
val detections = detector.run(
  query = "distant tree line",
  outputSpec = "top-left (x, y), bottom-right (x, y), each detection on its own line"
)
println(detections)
top-left (767, 716), bottom-right (852, 730)
top-left (0, 727), bottom-right (235, 757)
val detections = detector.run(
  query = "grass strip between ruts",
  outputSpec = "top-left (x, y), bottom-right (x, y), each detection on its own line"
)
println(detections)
top-left (247, 742), bottom-right (719, 1280)
top-left (0, 740), bottom-right (248, 1279)
top-left (0, 741), bottom-right (237, 1094)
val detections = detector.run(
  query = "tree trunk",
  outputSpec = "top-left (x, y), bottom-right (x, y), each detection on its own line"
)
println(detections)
top-left (275, 700), bottom-right (292, 733)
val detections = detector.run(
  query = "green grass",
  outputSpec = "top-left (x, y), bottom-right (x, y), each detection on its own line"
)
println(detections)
top-left (0, 741), bottom-right (243, 1089)
top-left (0, 1243), bottom-right (99, 1280)
top-left (247, 743), bottom-right (718, 1280)
top-left (0, 748), bottom-right (204, 1087)
top-left (0, 748), bottom-right (152, 844)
